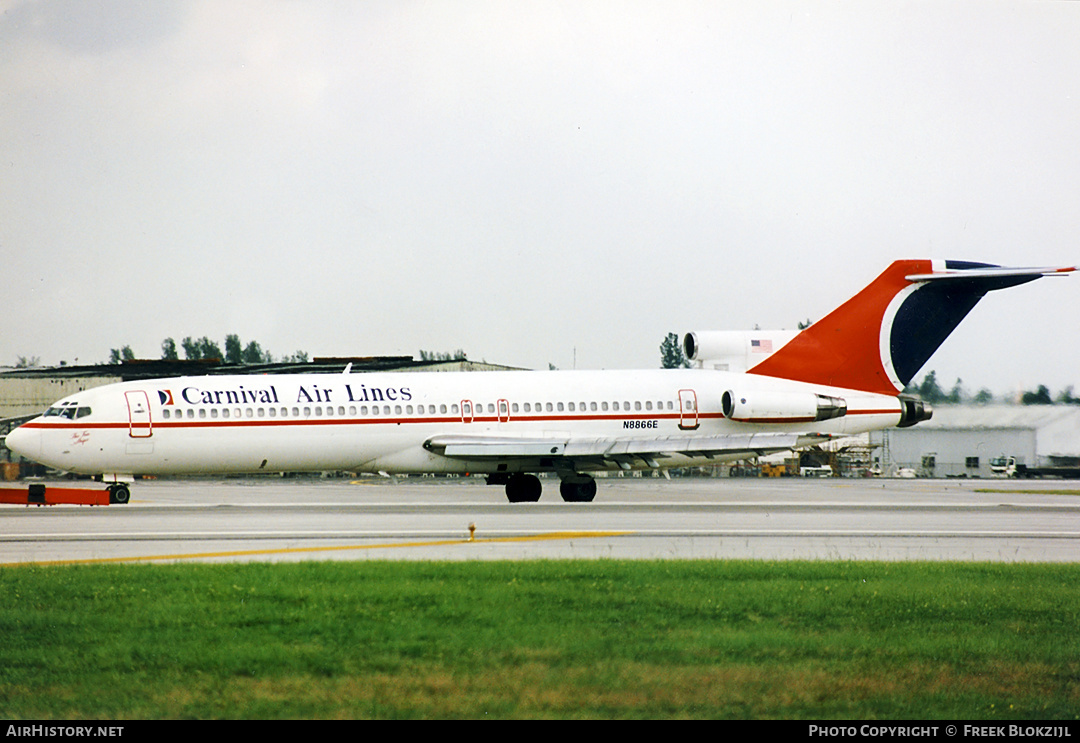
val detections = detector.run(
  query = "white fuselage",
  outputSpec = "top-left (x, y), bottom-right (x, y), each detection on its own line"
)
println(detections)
top-left (7, 368), bottom-right (902, 479)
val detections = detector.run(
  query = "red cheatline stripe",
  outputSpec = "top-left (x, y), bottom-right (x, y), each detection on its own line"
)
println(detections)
top-left (20, 406), bottom-right (895, 433)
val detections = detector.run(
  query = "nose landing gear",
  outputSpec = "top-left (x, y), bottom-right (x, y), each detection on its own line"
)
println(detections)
top-left (107, 484), bottom-right (130, 504)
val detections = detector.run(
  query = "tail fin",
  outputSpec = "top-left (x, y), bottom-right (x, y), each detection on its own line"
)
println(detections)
top-left (746, 259), bottom-right (1075, 395)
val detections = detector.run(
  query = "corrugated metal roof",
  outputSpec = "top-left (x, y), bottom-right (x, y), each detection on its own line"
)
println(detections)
top-left (0, 357), bottom-right (526, 381)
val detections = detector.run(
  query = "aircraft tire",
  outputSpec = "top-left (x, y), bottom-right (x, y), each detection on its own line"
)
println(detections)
top-left (559, 476), bottom-right (597, 502)
top-left (505, 474), bottom-right (542, 503)
top-left (109, 484), bottom-right (131, 504)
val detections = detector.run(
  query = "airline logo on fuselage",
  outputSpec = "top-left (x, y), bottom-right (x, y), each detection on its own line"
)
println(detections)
top-left (167, 382), bottom-right (413, 407)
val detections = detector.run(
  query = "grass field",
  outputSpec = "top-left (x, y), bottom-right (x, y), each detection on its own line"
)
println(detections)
top-left (1, 560), bottom-right (1078, 719)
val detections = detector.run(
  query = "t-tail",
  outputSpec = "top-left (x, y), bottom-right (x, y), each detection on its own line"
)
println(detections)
top-left (687, 259), bottom-right (1075, 396)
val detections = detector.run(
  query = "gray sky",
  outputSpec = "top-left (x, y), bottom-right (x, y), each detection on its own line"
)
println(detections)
top-left (2, 0), bottom-right (1078, 398)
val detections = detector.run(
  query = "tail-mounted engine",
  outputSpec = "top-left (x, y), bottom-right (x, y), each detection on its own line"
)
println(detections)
top-left (897, 396), bottom-right (933, 428)
top-left (684, 330), bottom-right (799, 372)
top-left (722, 390), bottom-right (847, 423)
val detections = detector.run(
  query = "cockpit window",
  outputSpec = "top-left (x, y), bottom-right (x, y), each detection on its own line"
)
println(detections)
top-left (42, 402), bottom-right (89, 419)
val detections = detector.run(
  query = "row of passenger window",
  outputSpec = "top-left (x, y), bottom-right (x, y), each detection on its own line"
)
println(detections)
top-left (514, 400), bottom-right (678, 413)
top-left (160, 399), bottom-right (680, 420)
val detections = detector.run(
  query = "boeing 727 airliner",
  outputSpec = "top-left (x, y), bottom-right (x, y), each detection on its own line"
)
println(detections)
top-left (6, 259), bottom-right (1074, 503)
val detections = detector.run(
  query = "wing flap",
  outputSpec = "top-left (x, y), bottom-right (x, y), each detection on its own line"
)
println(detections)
top-left (425, 432), bottom-right (833, 462)
top-left (432, 438), bottom-right (567, 457)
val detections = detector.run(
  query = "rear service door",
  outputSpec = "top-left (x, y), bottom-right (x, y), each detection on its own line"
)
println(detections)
top-left (678, 389), bottom-right (700, 430)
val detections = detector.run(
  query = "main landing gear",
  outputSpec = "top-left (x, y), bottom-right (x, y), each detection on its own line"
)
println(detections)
top-left (558, 475), bottom-right (597, 503)
top-left (504, 474), bottom-right (542, 503)
top-left (500, 473), bottom-right (597, 503)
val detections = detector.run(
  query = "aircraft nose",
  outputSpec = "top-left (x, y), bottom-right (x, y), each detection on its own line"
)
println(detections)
top-left (5, 424), bottom-right (40, 461)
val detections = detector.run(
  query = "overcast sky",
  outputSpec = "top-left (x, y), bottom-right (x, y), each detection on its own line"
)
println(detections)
top-left (2, 1), bottom-right (1078, 398)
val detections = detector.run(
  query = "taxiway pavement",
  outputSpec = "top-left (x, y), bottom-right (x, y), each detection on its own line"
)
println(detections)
top-left (2, 476), bottom-right (1078, 564)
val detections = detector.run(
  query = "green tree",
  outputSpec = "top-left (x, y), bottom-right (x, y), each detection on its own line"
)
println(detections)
top-left (161, 338), bottom-right (178, 360)
top-left (201, 337), bottom-right (222, 361)
top-left (1057, 386), bottom-right (1080, 405)
top-left (181, 336), bottom-right (222, 362)
top-left (915, 370), bottom-right (946, 404)
top-left (181, 336), bottom-right (201, 360)
top-left (419, 349), bottom-right (467, 362)
top-left (225, 334), bottom-right (243, 364)
top-left (242, 340), bottom-right (272, 364)
top-left (946, 378), bottom-right (965, 404)
top-left (109, 346), bottom-right (134, 364)
top-left (660, 333), bottom-right (691, 369)
top-left (1022, 385), bottom-right (1053, 405)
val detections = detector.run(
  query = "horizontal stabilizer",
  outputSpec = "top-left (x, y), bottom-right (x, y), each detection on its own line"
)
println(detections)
top-left (906, 264), bottom-right (1076, 282)
top-left (746, 259), bottom-right (1076, 395)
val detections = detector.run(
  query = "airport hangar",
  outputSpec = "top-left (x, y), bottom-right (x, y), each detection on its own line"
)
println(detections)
top-left (869, 404), bottom-right (1080, 478)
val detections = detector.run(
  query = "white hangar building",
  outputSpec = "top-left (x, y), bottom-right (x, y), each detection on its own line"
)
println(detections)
top-left (876, 405), bottom-right (1080, 478)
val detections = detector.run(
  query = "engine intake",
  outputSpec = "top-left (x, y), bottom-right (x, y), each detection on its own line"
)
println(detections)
top-left (684, 331), bottom-right (744, 361)
top-left (683, 330), bottom-right (798, 371)
top-left (722, 390), bottom-right (847, 423)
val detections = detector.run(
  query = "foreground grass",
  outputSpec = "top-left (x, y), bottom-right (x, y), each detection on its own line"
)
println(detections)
top-left (1, 560), bottom-right (1078, 719)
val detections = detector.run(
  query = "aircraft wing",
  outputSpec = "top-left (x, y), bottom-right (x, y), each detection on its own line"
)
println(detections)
top-left (424, 432), bottom-right (834, 469)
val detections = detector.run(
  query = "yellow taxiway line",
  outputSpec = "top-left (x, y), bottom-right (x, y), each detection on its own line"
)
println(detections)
top-left (1, 531), bottom-right (634, 567)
